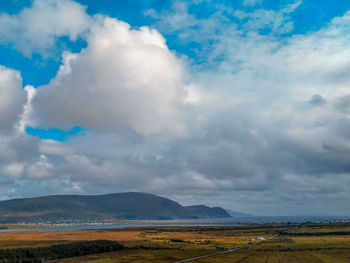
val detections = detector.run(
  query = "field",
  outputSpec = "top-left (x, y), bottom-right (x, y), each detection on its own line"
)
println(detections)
top-left (0, 222), bottom-right (350, 262)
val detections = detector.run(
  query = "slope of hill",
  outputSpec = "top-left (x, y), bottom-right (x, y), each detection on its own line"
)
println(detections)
top-left (0, 192), bottom-right (231, 223)
top-left (226, 209), bottom-right (253, 217)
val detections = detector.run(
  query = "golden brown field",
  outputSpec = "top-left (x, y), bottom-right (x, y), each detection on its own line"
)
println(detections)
top-left (0, 222), bottom-right (350, 262)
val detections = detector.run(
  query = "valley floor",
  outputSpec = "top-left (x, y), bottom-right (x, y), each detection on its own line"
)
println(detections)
top-left (1, 222), bottom-right (350, 262)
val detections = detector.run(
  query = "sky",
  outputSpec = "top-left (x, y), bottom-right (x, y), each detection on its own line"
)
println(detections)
top-left (0, 0), bottom-right (349, 216)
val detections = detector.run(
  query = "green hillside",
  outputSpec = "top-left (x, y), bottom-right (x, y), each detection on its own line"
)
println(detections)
top-left (0, 192), bottom-right (230, 223)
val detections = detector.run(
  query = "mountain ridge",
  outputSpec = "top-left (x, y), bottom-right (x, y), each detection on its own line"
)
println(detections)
top-left (0, 192), bottom-right (231, 223)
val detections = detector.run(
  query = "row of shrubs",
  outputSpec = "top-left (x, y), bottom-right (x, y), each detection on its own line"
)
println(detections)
top-left (280, 231), bottom-right (350, 236)
top-left (0, 240), bottom-right (124, 263)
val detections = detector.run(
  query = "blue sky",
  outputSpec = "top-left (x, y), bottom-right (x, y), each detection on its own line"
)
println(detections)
top-left (0, 0), bottom-right (349, 215)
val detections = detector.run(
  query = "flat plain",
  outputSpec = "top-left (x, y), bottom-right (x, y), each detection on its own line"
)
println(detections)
top-left (0, 222), bottom-right (350, 262)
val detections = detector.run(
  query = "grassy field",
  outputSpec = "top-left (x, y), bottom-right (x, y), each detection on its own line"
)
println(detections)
top-left (0, 222), bottom-right (349, 262)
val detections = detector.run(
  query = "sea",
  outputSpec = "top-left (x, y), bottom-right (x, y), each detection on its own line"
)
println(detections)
top-left (0, 215), bottom-right (348, 232)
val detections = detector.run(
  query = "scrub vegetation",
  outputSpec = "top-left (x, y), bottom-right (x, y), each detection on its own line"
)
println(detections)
top-left (0, 222), bottom-right (349, 262)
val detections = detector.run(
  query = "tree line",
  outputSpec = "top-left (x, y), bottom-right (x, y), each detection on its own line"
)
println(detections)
top-left (0, 240), bottom-right (124, 263)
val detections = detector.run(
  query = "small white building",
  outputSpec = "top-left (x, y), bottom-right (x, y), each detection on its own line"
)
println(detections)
top-left (257, 236), bottom-right (265, 241)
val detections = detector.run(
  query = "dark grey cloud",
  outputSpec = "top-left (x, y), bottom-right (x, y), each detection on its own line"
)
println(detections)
top-left (309, 94), bottom-right (326, 106)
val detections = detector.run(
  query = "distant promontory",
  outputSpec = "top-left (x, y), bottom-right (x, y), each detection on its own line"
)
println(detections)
top-left (0, 192), bottom-right (231, 223)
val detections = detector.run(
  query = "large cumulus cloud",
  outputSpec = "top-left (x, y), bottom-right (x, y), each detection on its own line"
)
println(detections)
top-left (33, 17), bottom-right (193, 136)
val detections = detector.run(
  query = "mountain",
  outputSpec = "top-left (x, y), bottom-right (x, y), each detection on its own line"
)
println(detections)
top-left (0, 192), bottom-right (231, 223)
top-left (226, 209), bottom-right (253, 218)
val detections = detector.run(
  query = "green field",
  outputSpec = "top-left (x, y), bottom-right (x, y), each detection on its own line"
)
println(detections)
top-left (0, 222), bottom-right (349, 262)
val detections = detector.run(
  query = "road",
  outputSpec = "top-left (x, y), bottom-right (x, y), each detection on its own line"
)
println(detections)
top-left (173, 225), bottom-right (299, 263)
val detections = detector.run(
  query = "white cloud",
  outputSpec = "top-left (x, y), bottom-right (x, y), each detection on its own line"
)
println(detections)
top-left (242, 0), bottom-right (262, 7)
top-left (39, 139), bottom-right (74, 156)
top-left (16, 85), bottom-right (37, 134)
top-left (2, 163), bottom-right (24, 178)
top-left (283, 0), bottom-right (303, 14)
top-left (144, 2), bottom-right (197, 33)
top-left (28, 154), bottom-right (53, 179)
top-left (0, 66), bottom-right (26, 132)
top-left (0, 66), bottom-right (40, 182)
top-left (234, 0), bottom-right (302, 34)
top-left (285, 11), bottom-right (350, 100)
top-left (0, 0), bottom-right (91, 56)
top-left (33, 17), bottom-right (194, 136)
